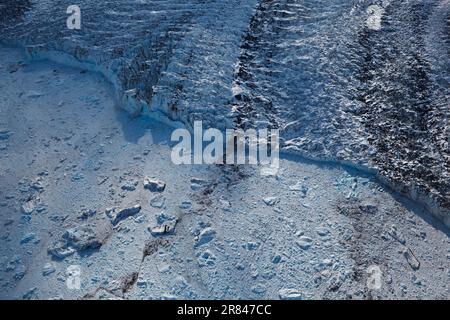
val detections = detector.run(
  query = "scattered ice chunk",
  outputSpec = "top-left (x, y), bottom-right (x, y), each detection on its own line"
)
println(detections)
top-left (15, 270), bottom-right (26, 280)
top-left (296, 236), bottom-right (313, 250)
top-left (137, 279), bottom-right (147, 289)
top-left (21, 200), bottom-right (37, 215)
top-left (195, 227), bottom-right (216, 248)
top-left (0, 129), bottom-right (10, 140)
top-left (63, 225), bottom-right (102, 251)
top-left (106, 204), bottom-right (141, 225)
top-left (149, 212), bottom-right (177, 236)
top-left (47, 241), bottom-right (76, 259)
top-left (143, 177), bottom-right (166, 192)
top-left (278, 288), bottom-right (302, 300)
top-left (179, 200), bottom-right (192, 210)
top-left (48, 224), bottom-right (102, 259)
top-left (25, 90), bottom-right (43, 99)
top-left (35, 202), bottom-right (47, 213)
top-left (320, 259), bottom-right (333, 267)
top-left (245, 242), bottom-right (259, 250)
top-left (403, 247), bottom-right (420, 270)
top-left (289, 182), bottom-right (308, 197)
top-left (219, 199), bottom-right (231, 211)
top-left (5, 255), bottom-right (22, 272)
top-left (31, 178), bottom-right (44, 191)
top-left (272, 255), bottom-right (282, 264)
top-left (190, 178), bottom-right (211, 192)
top-left (23, 287), bottom-right (38, 300)
top-left (150, 195), bottom-right (166, 208)
top-left (316, 227), bottom-right (330, 236)
top-left (97, 176), bottom-right (108, 185)
top-left (42, 263), bottom-right (56, 276)
top-left (71, 172), bottom-right (84, 181)
top-left (149, 226), bottom-right (170, 236)
top-left (121, 180), bottom-right (138, 191)
top-left (263, 197), bottom-right (278, 206)
top-left (388, 225), bottom-right (406, 245)
top-left (78, 208), bottom-right (96, 220)
top-left (20, 232), bottom-right (36, 244)
top-left (251, 284), bottom-right (267, 294)
top-left (156, 212), bottom-right (175, 225)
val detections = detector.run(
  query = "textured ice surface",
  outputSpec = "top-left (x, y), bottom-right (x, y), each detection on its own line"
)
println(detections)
top-left (1, 0), bottom-right (449, 223)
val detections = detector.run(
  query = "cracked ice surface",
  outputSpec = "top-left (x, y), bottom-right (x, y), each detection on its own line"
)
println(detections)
top-left (1, 0), bottom-right (449, 224)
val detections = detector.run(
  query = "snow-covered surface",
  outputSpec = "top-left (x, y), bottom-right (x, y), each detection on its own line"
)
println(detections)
top-left (0, 47), bottom-right (449, 299)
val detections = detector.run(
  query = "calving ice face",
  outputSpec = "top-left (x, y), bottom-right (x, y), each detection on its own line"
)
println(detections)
top-left (170, 121), bottom-right (280, 175)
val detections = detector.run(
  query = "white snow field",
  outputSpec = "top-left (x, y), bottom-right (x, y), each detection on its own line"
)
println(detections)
top-left (0, 47), bottom-right (449, 300)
